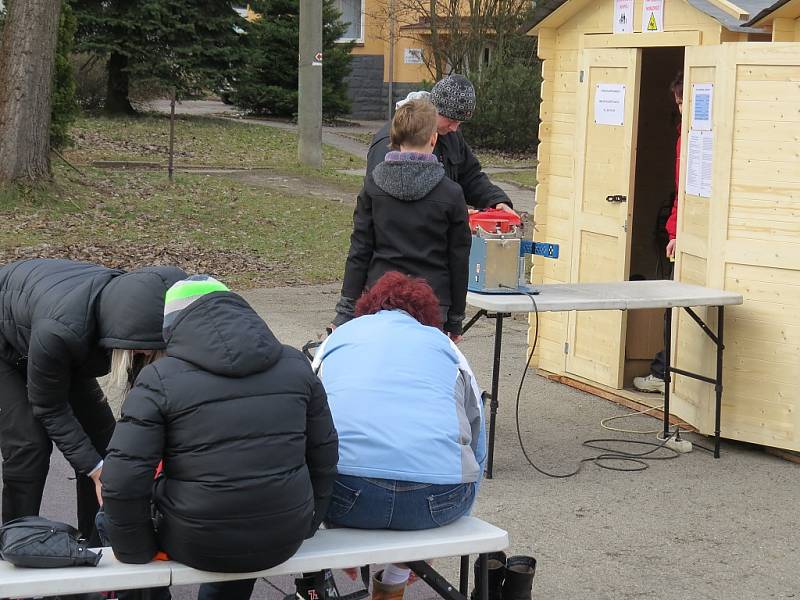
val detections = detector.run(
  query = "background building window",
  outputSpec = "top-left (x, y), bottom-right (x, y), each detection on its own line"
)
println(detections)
top-left (336, 0), bottom-right (363, 41)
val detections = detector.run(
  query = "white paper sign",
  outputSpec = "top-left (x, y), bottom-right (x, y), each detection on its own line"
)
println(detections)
top-left (614, 0), bottom-right (634, 33)
top-left (594, 84), bottom-right (626, 126)
top-left (404, 48), bottom-right (424, 64)
top-left (700, 131), bottom-right (713, 197)
top-left (642, 0), bottom-right (664, 32)
top-left (691, 83), bottom-right (713, 131)
top-left (685, 129), bottom-right (713, 198)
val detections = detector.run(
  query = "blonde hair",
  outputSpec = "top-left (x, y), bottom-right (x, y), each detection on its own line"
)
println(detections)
top-left (390, 99), bottom-right (437, 149)
top-left (109, 348), bottom-right (164, 393)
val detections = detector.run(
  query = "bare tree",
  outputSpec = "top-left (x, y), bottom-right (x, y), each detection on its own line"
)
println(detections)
top-left (369, 0), bottom-right (532, 80)
top-left (0, 0), bottom-right (62, 184)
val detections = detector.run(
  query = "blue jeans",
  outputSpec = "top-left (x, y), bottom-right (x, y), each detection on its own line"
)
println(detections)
top-left (325, 475), bottom-right (476, 530)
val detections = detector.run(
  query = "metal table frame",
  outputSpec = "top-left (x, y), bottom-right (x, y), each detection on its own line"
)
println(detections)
top-left (463, 281), bottom-right (742, 478)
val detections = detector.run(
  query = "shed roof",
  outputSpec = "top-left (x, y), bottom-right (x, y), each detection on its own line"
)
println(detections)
top-left (526, 0), bottom-right (772, 33)
top-left (744, 0), bottom-right (798, 25)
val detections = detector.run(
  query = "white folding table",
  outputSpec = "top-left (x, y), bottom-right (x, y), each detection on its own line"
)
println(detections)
top-left (463, 280), bottom-right (743, 477)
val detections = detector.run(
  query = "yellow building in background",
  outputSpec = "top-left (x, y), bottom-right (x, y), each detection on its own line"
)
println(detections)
top-left (335, 0), bottom-right (442, 118)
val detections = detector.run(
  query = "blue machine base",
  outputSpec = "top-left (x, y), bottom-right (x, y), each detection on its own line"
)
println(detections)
top-left (469, 283), bottom-right (540, 295)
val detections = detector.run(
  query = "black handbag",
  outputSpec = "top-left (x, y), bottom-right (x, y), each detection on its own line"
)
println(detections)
top-left (0, 515), bottom-right (102, 568)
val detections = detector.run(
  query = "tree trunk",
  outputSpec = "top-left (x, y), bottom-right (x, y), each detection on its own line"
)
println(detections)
top-left (429, 0), bottom-right (444, 79)
top-left (0, 0), bottom-right (62, 184)
top-left (105, 51), bottom-right (136, 115)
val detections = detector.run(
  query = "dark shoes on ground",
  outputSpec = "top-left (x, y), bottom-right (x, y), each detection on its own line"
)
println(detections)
top-left (470, 552), bottom-right (537, 600)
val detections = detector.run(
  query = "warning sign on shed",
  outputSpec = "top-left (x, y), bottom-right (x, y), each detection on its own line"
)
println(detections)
top-left (642, 0), bottom-right (664, 32)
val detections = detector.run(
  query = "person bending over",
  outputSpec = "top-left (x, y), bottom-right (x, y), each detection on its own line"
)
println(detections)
top-left (0, 258), bottom-right (185, 544)
top-left (367, 74), bottom-right (513, 214)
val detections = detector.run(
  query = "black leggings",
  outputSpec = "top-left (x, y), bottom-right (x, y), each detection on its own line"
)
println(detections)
top-left (0, 359), bottom-right (115, 544)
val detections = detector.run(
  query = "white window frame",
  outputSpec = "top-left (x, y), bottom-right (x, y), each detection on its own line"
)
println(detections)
top-left (335, 0), bottom-right (365, 44)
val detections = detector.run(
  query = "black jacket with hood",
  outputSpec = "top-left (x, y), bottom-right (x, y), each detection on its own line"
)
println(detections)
top-left (336, 155), bottom-right (471, 334)
top-left (367, 122), bottom-right (511, 210)
top-left (0, 259), bottom-right (186, 475)
top-left (101, 291), bottom-right (339, 573)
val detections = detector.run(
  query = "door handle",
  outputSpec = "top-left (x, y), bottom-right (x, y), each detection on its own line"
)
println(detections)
top-left (606, 194), bottom-right (627, 203)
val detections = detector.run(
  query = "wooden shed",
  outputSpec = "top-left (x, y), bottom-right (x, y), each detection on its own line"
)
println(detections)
top-left (747, 0), bottom-right (800, 39)
top-left (527, 0), bottom-right (800, 451)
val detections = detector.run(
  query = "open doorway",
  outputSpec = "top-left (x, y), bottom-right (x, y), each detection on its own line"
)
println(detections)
top-left (624, 46), bottom-right (685, 387)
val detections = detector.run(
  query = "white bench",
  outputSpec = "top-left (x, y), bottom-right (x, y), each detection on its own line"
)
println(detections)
top-left (0, 517), bottom-right (508, 598)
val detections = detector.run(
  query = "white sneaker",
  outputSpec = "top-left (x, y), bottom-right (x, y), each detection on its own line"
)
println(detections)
top-left (633, 374), bottom-right (665, 393)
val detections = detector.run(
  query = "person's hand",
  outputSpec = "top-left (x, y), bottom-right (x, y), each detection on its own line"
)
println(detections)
top-left (468, 208), bottom-right (479, 215)
top-left (666, 238), bottom-right (676, 258)
top-left (343, 567), bottom-right (359, 581)
top-left (494, 203), bottom-right (519, 217)
top-left (90, 468), bottom-right (103, 506)
top-left (448, 333), bottom-right (463, 344)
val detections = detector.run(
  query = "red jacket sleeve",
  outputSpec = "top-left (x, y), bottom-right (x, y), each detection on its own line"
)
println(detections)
top-left (665, 131), bottom-right (681, 240)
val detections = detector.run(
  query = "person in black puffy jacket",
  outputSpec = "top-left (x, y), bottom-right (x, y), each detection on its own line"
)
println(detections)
top-left (334, 99), bottom-right (472, 339)
top-left (0, 258), bottom-right (186, 543)
top-left (100, 275), bottom-right (338, 600)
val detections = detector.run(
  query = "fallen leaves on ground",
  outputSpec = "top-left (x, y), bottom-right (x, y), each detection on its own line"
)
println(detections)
top-left (0, 240), bottom-right (299, 288)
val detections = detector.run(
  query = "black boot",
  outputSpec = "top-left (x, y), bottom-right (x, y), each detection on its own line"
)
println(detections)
top-left (470, 551), bottom-right (507, 600)
top-left (501, 556), bottom-right (536, 600)
top-left (288, 570), bottom-right (339, 600)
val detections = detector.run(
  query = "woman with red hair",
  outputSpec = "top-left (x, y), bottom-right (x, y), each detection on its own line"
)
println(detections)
top-left (313, 272), bottom-right (486, 600)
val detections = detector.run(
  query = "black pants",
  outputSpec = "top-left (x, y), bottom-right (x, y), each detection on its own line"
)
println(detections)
top-left (649, 262), bottom-right (674, 379)
top-left (0, 359), bottom-right (115, 545)
top-left (197, 580), bottom-right (256, 600)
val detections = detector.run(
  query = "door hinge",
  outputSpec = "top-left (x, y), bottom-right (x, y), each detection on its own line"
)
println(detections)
top-left (623, 219), bottom-right (627, 233)
top-left (579, 70), bottom-right (584, 83)
top-left (564, 342), bottom-right (570, 354)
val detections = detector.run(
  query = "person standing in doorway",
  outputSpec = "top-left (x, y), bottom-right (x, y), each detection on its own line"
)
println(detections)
top-left (634, 71), bottom-right (683, 394)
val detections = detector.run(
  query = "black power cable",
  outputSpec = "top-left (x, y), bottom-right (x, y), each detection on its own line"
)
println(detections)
top-left (501, 286), bottom-right (681, 477)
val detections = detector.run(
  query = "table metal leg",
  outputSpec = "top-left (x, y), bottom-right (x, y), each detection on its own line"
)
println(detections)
top-left (662, 306), bottom-right (673, 440)
top-left (479, 553), bottom-right (489, 600)
top-left (462, 309), bottom-right (487, 335)
top-left (714, 306), bottom-right (725, 458)
top-left (459, 555), bottom-right (470, 596)
top-left (486, 314), bottom-right (504, 479)
top-left (666, 305), bottom-right (726, 457)
top-left (408, 560), bottom-right (470, 600)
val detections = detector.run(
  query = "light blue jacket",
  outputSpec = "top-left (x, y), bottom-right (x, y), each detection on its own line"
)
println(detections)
top-left (312, 310), bottom-right (486, 484)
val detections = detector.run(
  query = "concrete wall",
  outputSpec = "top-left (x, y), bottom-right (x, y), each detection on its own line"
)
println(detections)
top-left (345, 54), bottom-right (386, 119)
top-left (344, 54), bottom-right (421, 120)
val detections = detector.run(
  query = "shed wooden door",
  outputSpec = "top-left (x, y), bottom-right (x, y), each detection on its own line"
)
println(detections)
top-left (565, 48), bottom-right (641, 388)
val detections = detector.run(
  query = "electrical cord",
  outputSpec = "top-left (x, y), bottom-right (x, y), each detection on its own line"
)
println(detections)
top-left (601, 403), bottom-right (718, 453)
top-left (654, 429), bottom-right (716, 454)
top-left (601, 404), bottom-right (664, 434)
top-left (501, 285), bottom-right (682, 477)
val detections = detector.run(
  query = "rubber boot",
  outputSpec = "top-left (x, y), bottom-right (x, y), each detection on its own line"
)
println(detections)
top-left (371, 570), bottom-right (406, 600)
top-left (470, 551), bottom-right (507, 600)
top-left (501, 556), bottom-right (536, 600)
